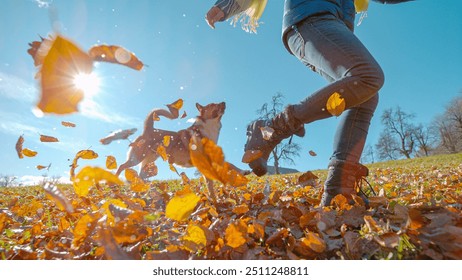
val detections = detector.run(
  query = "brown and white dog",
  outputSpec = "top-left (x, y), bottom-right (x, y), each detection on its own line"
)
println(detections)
top-left (116, 102), bottom-right (228, 200)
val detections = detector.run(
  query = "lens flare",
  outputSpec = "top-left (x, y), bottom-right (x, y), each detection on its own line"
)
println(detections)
top-left (73, 72), bottom-right (101, 97)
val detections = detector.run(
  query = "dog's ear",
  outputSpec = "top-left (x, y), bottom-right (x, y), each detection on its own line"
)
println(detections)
top-left (196, 103), bottom-right (203, 112)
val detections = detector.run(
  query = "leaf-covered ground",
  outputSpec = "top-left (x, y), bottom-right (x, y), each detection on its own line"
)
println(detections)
top-left (1, 153), bottom-right (461, 260)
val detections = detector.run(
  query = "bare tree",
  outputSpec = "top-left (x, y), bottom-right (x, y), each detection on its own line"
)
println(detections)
top-left (361, 144), bottom-right (375, 164)
top-left (413, 124), bottom-right (435, 157)
top-left (376, 130), bottom-right (400, 160)
top-left (0, 175), bottom-right (18, 187)
top-left (255, 92), bottom-right (301, 174)
top-left (377, 107), bottom-right (416, 159)
top-left (432, 94), bottom-right (462, 153)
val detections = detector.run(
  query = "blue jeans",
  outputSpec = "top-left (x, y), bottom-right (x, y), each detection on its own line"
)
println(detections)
top-left (286, 14), bottom-right (383, 189)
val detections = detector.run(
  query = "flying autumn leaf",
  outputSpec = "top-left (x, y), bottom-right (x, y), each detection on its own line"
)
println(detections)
top-left (34, 35), bottom-right (94, 114)
top-left (40, 134), bottom-right (59, 142)
top-left (190, 136), bottom-right (248, 187)
top-left (15, 135), bottom-right (24, 159)
top-left (72, 214), bottom-right (96, 248)
top-left (124, 168), bottom-right (149, 193)
top-left (22, 148), bottom-right (38, 157)
top-left (61, 121), bottom-right (76, 127)
top-left (326, 92), bottom-right (346, 117)
top-left (167, 98), bottom-right (184, 111)
top-left (100, 128), bottom-right (137, 145)
top-left (36, 163), bottom-right (51, 171)
top-left (43, 183), bottom-right (74, 214)
top-left (106, 155), bottom-right (117, 170)
top-left (182, 224), bottom-right (208, 251)
top-left (181, 111), bottom-right (187, 119)
top-left (75, 149), bottom-right (99, 160)
top-left (88, 45), bottom-right (144, 70)
top-left (73, 166), bottom-right (123, 197)
top-left (165, 188), bottom-right (200, 222)
top-left (309, 150), bottom-right (317, 157)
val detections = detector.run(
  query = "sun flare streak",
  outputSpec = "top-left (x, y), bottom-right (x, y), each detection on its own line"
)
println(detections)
top-left (73, 72), bottom-right (101, 97)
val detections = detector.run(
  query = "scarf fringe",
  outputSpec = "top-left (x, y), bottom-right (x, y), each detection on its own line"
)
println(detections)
top-left (230, 0), bottom-right (267, 33)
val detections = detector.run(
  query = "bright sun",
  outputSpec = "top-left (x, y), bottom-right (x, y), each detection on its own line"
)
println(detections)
top-left (73, 72), bottom-right (101, 97)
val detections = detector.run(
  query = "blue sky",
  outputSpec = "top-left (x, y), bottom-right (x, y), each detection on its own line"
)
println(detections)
top-left (0, 0), bottom-right (461, 185)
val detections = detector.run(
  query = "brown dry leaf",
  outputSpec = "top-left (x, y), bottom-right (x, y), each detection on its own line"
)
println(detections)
top-left (225, 219), bottom-right (248, 248)
top-left (43, 183), bottom-right (74, 214)
top-left (165, 188), bottom-right (200, 222)
top-left (35, 35), bottom-right (94, 114)
top-left (181, 111), bottom-right (187, 119)
top-left (190, 136), bottom-right (248, 187)
top-left (100, 128), bottom-right (137, 145)
top-left (73, 166), bottom-right (123, 197)
top-left (61, 121), bottom-right (76, 127)
top-left (106, 155), bottom-right (117, 170)
top-left (15, 135), bottom-right (24, 159)
top-left (22, 148), bottom-right (38, 158)
top-left (97, 226), bottom-right (134, 260)
top-left (242, 150), bottom-right (263, 163)
top-left (326, 92), bottom-right (346, 117)
top-left (0, 213), bottom-right (8, 233)
top-left (88, 45), bottom-right (144, 70)
top-left (374, 232), bottom-right (400, 249)
top-left (40, 134), bottom-right (59, 142)
top-left (308, 150), bottom-right (317, 156)
top-left (36, 164), bottom-right (51, 171)
top-left (363, 215), bottom-right (382, 234)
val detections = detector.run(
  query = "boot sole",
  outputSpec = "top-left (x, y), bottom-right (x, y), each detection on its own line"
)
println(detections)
top-left (249, 158), bottom-right (267, 177)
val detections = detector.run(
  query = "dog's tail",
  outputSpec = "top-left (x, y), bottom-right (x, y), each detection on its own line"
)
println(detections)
top-left (143, 107), bottom-right (180, 134)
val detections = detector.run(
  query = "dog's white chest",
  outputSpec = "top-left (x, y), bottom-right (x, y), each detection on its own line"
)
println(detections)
top-left (199, 118), bottom-right (222, 142)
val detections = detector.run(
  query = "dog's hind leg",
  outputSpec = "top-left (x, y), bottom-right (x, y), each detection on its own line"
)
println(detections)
top-left (139, 154), bottom-right (159, 181)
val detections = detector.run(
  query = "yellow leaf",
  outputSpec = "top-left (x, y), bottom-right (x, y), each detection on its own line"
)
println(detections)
top-left (124, 168), bottom-right (139, 182)
top-left (225, 220), bottom-right (247, 248)
top-left (168, 98), bottom-right (184, 111)
top-left (326, 92), bottom-right (346, 117)
top-left (100, 199), bottom-right (127, 225)
top-left (22, 148), bottom-right (38, 157)
top-left (73, 166), bottom-right (123, 197)
top-left (182, 224), bottom-right (207, 251)
top-left (106, 155), bottom-right (117, 170)
top-left (36, 35), bottom-right (93, 114)
top-left (355, 0), bottom-right (369, 12)
top-left (165, 188), bottom-right (200, 222)
top-left (232, 204), bottom-right (249, 215)
top-left (72, 214), bottom-right (95, 248)
top-left (75, 149), bottom-right (98, 160)
top-left (163, 136), bottom-right (171, 147)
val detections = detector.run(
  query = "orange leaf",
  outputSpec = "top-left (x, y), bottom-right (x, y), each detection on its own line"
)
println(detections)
top-left (309, 150), bottom-right (317, 156)
top-left (106, 155), bottom-right (117, 170)
top-left (36, 164), bottom-right (51, 171)
top-left (225, 220), bottom-right (247, 248)
top-left (99, 128), bottom-right (137, 145)
top-left (22, 148), bottom-right (38, 157)
top-left (241, 150), bottom-right (263, 164)
top-left (36, 35), bottom-right (93, 114)
top-left (61, 121), bottom-right (76, 127)
top-left (73, 166), bottom-right (123, 197)
top-left (157, 145), bottom-right (168, 161)
top-left (40, 134), bottom-right (59, 142)
top-left (233, 204), bottom-right (250, 215)
top-left (88, 45), bottom-right (144, 70)
top-left (15, 135), bottom-right (24, 159)
top-left (165, 188), bottom-right (200, 222)
top-left (163, 136), bottom-right (171, 147)
top-left (326, 92), bottom-right (346, 117)
top-left (167, 98), bottom-right (184, 111)
top-left (190, 136), bottom-right (248, 186)
top-left (301, 231), bottom-right (326, 253)
top-left (43, 183), bottom-right (74, 214)
top-left (75, 149), bottom-right (98, 160)
top-left (72, 214), bottom-right (95, 248)
top-left (124, 168), bottom-right (139, 182)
